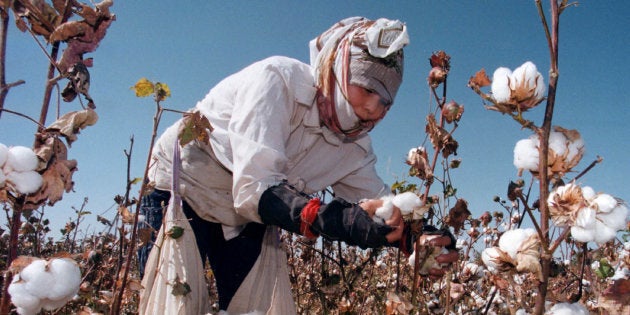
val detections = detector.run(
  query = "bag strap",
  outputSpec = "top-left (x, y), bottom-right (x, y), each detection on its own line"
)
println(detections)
top-left (171, 139), bottom-right (182, 204)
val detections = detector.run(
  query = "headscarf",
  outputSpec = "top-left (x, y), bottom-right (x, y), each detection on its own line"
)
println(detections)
top-left (309, 17), bottom-right (408, 137)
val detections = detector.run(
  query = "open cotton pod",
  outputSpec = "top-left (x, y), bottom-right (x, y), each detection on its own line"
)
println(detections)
top-left (5, 146), bottom-right (39, 173)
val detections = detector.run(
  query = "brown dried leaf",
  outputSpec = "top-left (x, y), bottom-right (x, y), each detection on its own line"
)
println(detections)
top-left (8, 256), bottom-right (40, 275)
top-left (178, 111), bottom-right (213, 147)
top-left (426, 114), bottom-right (458, 158)
top-left (470, 69), bottom-right (491, 87)
top-left (24, 158), bottom-right (77, 210)
top-left (49, 20), bottom-right (86, 42)
top-left (57, 11), bottom-right (114, 73)
top-left (445, 199), bottom-right (471, 233)
top-left (118, 206), bottom-right (134, 224)
top-left (599, 278), bottom-right (630, 315)
top-left (46, 108), bottom-right (98, 146)
top-left (429, 51), bottom-right (451, 71)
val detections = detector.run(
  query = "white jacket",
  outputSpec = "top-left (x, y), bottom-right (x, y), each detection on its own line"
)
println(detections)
top-left (149, 56), bottom-right (388, 228)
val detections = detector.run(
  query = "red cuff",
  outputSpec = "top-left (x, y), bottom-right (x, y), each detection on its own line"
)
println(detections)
top-left (300, 198), bottom-right (320, 239)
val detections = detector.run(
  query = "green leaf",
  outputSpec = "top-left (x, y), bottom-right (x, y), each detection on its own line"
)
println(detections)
top-left (167, 226), bottom-right (184, 239)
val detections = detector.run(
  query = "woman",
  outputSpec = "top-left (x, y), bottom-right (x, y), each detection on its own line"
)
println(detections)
top-left (140, 16), bottom-right (456, 314)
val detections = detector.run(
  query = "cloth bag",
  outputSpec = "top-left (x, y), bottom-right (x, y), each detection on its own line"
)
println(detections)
top-left (139, 140), bottom-right (209, 315)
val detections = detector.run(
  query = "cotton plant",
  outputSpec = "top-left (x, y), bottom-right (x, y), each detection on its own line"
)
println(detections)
top-left (513, 126), bottom-right (585, 178)
top-left (8, 257), bottom-right (82, 315)
top-left (0, 143), bottom-right (43, 195)
top-left (547, 183), bottom-right (628, 244)
top-left (481, 228), bottom-right (543, 280)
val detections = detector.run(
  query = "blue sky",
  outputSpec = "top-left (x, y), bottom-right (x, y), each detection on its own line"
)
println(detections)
top-left (2, 1), bottom-right (628, 237)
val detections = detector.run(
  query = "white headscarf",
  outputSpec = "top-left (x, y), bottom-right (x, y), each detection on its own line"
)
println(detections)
top-left (309, 17), bottom-right (409, 137)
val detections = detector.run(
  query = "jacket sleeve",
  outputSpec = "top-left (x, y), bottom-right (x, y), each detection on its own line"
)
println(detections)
top-left (258, 181), bottom-right (393, 249)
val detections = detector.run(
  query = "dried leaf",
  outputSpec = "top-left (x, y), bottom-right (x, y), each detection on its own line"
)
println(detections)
top-left (46, 108), bottom-right (98, 146)
top-left (126, 279), bottom-right (144, 292)
top-left (429, 51), bottom-right (450, 71)
top-left (137, 227), bottom-right (153, 248)
top-left (445, 199), bottom-right (471, 233)
top-left (49, 20), bottom-right (86, 42)
top-left (8, 256), bottom-right (40, 274)
top-left (24, 159), bottom-right (77, 210)
top-left (470, 68), bottom-right (491, 87)
top-left (599, 278), bottom-right (630, 315)
top-left (171, 275), bottom-right (191, 296)
top-left (132, 78), bottom-right (155, 97)
top-left (178, 111), bottom-right (213, 146)
top-left (118, 206), bottom-right (134, 224)
top-left (154, 82), bottom-right (171, 102)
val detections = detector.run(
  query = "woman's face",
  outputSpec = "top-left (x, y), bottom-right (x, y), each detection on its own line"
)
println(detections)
top-left (346, 84), bottom-right (391, 124)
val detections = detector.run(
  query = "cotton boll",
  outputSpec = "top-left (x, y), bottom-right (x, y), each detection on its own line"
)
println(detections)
top-left (5, 146), bottom-right (39, 172)
top-left (581, 186), bottom-right (596, 200)
top-left (593, 220), bottom-right (618, 244)
top-left (548, 131), bottom-right (567, 157)
top-left (491, 67), bottom-right (512, 103)
top-left (46, 258), bottom-right (81, 301)
top-left (574, 207), bottom-right (597, 229)
top-left (374, 196), bottom-right (394, 222)
top-left (0, 143), bottom-right (8, 167)
top-left (20, 260), bottom-right (55, 299)
top-left (597, 204), bottom-right (628, 231)
top-left (514, 139), bottom-right (539, 172)
top-left (570, 225), bottom-right (595, 243)
top-left (6, 171), bottom-right (43, 194)
top-left (592, 194), bottom-right (617, 213)
top-left (8, 280), bottom-right (41, 315)
top-left (498, 228), bottom-right (536, 259)
top-left (567, 137), bottom-right (584, 161)
top-left (511, 61), bottom-right (538, 89)
top-left (481, 247), bottom-right (501, 272)
top-left (391, 192), bottom-right (422, 216)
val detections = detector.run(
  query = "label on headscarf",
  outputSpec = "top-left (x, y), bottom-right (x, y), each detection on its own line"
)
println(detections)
top-left (365, 19), bottom-right (409, 58)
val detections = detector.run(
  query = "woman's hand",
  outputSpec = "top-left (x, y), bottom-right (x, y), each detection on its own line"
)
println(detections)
top-left (359, 199), bottom-right (404, 243)
top-left (418, 234), bottom-right (459, 280)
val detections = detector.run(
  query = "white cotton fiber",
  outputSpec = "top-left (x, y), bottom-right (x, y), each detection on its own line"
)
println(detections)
top-left (593, 220), bottom-right (618, 244)
top-left (481, 247), bottom-right (501, 273)
top-left (548, 131), bottom-right (567, 156)
top-left (574, 208), bottom-right (596, 229)
top-left (598, 204), bottom-right (628, 231)
top-left (5, 146), bottom-right (39, 172)
top-left (592, 194), bottom-right (617, 213)
top-left (47, 258), bottom-right (81, 300)
top-left (8, 281), bottom-right (40, 315)
top-left (374, 196), bottom-right (394, 222)
top-left (21, 260), bottom-right (55, 299)
top-left (391, 192), bottom-right (422, 216)
top-left (498, 228), bottom-right (535, 259)
top-left (0, 143), bottom-right (8, 167)
top-left (513, 139), bottom-right (539, 172)
top-left (6, 171), bottom-right (43, 194)
top-left (581, 186), bottom-right (596, 200)
top-left (547, 302), bottom-right (589, 315)
top-left (570, 225), bottom-right (595, 243)
top-left (491, 67), bottom-right (512, 103)
top-left (567, 136), bottom-right (584, 161)
top-left (9, 258), bottom-right (81, 314)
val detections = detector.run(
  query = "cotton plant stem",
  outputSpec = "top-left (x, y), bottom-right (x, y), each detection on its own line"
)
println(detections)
top-left (110, 102), bottom-right (164, 315)
top-left (533, 0), bottom-right (561, 314)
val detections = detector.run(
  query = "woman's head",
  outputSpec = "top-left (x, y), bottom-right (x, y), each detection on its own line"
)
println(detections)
top-left (310, 17), bottom-right (408, 138)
